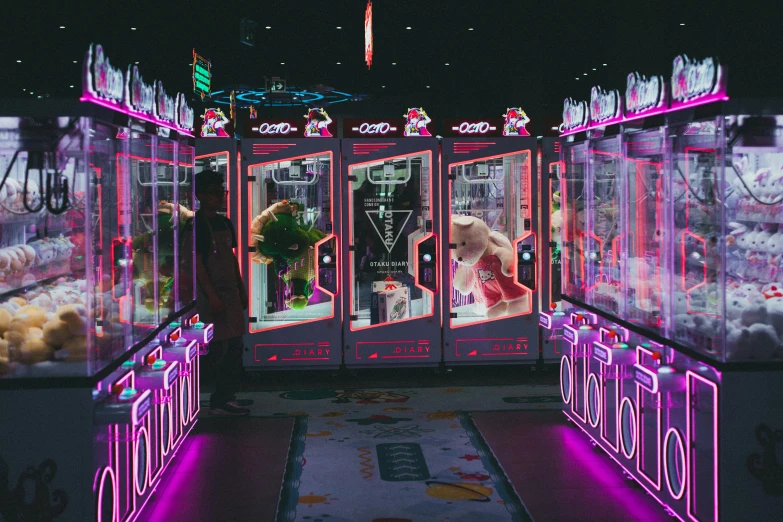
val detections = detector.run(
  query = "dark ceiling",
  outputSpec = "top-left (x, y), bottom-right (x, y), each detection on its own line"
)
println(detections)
top-left (4, 0), bottom-right (780, 133)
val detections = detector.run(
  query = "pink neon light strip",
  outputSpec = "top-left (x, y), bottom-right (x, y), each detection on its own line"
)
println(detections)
top-left (600, 368), bottom-right (620, 452)
top-left (80, 95), bottom-right (194, 137)
top-left (382, 355), bottom-right (431, 359)
top-left (280, 357), bottom-right (331, 361)
top-left (686, 371), bottom-right (719, 522)
top-left (636, 345), bottom-right (662, 491)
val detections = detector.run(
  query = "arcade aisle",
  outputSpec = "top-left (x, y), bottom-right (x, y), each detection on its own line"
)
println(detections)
top-left (138, 371), bottom-right (670, 522)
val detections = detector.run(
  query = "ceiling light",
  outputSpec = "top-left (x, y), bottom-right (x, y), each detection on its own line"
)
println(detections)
top-left (603, 63), bottom-right (607, 66)
top-left (22, 88), bottom-right (25, 91)
top-left (336, 62), bottom-right (341, 64)
top-left (280, 62), bottom-right (285, 65)
top-left (59, 26), bottom-right (65, 29)
top-left (468, 27), bottom-right (474, 31)
top-left (583, 73), bottom-right (587, 75)
top-left (131, 27), bottom-right (137, 30)
top-left (381, 85), bottom-right (386, 88)
top-left (551, 126), bottom-right (559, 130)
top-left (406, 26), bottom-right (412, 30)
top-left (336, 26), bottom-right (342, 29)
top-left (680, 23), bottom-right (685, 26)
top-left (445, 63), bottom-right (450, 66)
top-left (16, 60), bottom-right (21, 63)
top-left (592, 68), bottom-right (596, 71)
top-left (426, 85), bottom-right (431, 88)
top-left (70, 85), bottom-right (74, 88)
top-left (265, 26), bottom-right (271, 29)
top-left (575, 77), bottom-right (579, 80)
top-left (135, 61), bottom-right (139, 64)
top-left (392, 62), bottom-right (397, 65)
top-left (73, 60), bottom-right (77, 63)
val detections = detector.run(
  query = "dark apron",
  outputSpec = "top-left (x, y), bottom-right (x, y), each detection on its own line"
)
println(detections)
top-left (196, 216), bottom-right (245, 342)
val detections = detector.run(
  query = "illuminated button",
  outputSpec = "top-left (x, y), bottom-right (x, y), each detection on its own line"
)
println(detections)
top-left (607, 331), bottom-right (617, 338)
top-left (111, 384), bottom-right (124, 396)
top-left (146, 355), bottom-right (156, 365)
top-left (658, 366), bottom-right (675, 374)
top-left (170, 322), bottom-right (181, 328)
top-left (422, 254), bottom-right (432, 262)
top-left (613, 343), bottom-right (628, 349)
top-left (651, 351), bottom-right (662, 362)
top-left (194, 322), bottom-right (205, 329)
top-left (640, 343), bottom-right (651, 348)
top-left (122, 360), bottom-right (135, 369)
top-left (550, 303), bottom-right (557, 310)
top-left (521, 252), bottom-right (532, 261)
top-left (579, 325), bottom-right (593, 330)
top-left (322, 255), bottom-right (332, 264)
top-left (553, 311), bottom-right (565, 316)
top-left (152, 360), bottom-right (167, 370)
top-left (576, 314), bottom-right (584, 321)
top-left (119, 388), bottom-right (138, 400)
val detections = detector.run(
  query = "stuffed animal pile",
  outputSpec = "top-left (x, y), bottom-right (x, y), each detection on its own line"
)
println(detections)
top-left (0, 278), bottom-right (88, 376)
top-left (0, 178), bottom-right (42, 215)
top-left (451, 215), bottom-right (530, 318)
top-left (0, 236), bottom-right (75, 294)
top-left (731, 159), bottom-right (783, 221)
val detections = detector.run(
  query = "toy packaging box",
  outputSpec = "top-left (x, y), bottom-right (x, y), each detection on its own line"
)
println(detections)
top-left (370, 284), bottom-right (411, 324)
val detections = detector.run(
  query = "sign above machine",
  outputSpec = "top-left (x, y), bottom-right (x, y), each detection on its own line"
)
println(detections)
top-left (560, 53), bottom-right (728, 136)
top-left (244, 108), bottom-right (334, 138)
top-left (441, 109), bottom-right (531, 138)
top-left (81, 43), bottom-right (194, 136)
top-left (344, 108), bottom-right (434, 138)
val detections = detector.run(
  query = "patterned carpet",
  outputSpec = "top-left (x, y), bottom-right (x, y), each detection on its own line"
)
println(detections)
top-left (205, 385), bottom-right (563, 522)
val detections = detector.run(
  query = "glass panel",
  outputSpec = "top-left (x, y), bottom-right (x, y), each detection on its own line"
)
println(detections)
top-left (89, 122), bottom-right (132, 373)
top-left (449, 152), bottom-right (533, 326)
top-left (130, 133), bottom-right (158, 342)
top-left (0, 117), bottom-right (99, 377)
top-left (586, 136), bottom-right (623, 315)
top-left (668, 119), bottom-right (723, 358)
top-left (349, 153), bottom-right (431, 329)
top-left (195, 152), bottom-right (229, 216)
top-left (625, 129), bottom-right (665, 335)
top-left (155, 140), bottom-right (176, 320)
top-left (248, 153), bottom-right (335, 331)
top-left (178, 144), bottom-right (196, 309)
top-left (562, 143), bottom-right (588, 301)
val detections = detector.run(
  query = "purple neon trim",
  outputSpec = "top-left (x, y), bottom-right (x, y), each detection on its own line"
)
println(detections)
top-left (80, 94), bottom-right (195, 138)
top-left (563, 410), bottom-right (687, 522)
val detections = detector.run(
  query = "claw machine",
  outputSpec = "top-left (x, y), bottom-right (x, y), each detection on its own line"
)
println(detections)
top-left (0, 43), bottom-right (202, 521)
top-left (440, 111), bottom-right (539, 364)
top-left (240, 109), bottom-right (341, 369)
top-left (195, 102), bottom-right (238, 224)
top-left (342, 109), bottom-right (441, 367)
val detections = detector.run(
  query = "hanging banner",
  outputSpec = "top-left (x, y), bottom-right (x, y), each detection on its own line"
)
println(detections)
top-left (193, 50), bottom-right (212, 100)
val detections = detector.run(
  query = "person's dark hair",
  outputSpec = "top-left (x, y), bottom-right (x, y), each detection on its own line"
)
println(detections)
top-left (195, 170), bottom-right (224, 195)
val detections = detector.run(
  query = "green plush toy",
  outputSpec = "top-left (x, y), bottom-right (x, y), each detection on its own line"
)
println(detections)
top-left (250, 200), bottom-right (326, 310)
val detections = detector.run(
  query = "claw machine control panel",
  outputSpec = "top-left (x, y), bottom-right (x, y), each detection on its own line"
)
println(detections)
top-left (441, 111), bottom-right (539, 364)
top-left (342, 109), bottom-right (441, 367)
top-left (240, 109), bottom-right (341, 368)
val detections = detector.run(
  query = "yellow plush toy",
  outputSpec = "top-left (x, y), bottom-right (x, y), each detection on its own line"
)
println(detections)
top-left (15, 305), bottom-right (47, 329)
top-left (0, 308), bottom-right (11, 335)
top-left (57, 304), bottom-right (87, 336)
top-left (61, 336), bottom-right (87, 362)
top-left (0, 338), bottom-right (9, 376)
top-left (18, 338), bottom-right (54, 364)
top-left (43, 319), bottom-right (71, 347)
top-left (4, 319), bottom-right (28, 347)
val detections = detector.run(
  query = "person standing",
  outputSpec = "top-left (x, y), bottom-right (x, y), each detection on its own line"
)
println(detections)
top-left (184, 170), bottom-right (250, 415)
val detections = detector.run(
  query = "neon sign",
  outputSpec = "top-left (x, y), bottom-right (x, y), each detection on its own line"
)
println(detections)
top-left (192, 49), bottom-right (211, 100)
top-left (254, 122), bottom-right (295, 135)
top-left (502, 108), bottom-right (531, 136)
top-left (155, 81), bottom-right (176, 123)
top-left (589, 86), bottom-right (622, 125)
top-left (201, 108), bottom-right (231, 137)
top-left (453, 122), bottom-right (494, 134)
top-left (80, 43), bottom-right (194, 137)
top-left (672, 55), bottom-right (719, 102)
top-left (353, 122), bottom-right (397, 135)
top-left (176, 93), bottom-right (194, 132)
top-left (86, 44), bottom-right (124, 105)
top-left (625, 73), bottom-right (665, 115)
top-left (365, 1), bottom-right (373, 69)
top-left (127, 65), bottom-right (154, 115)
top-left (561, 97), bottom-right (589, 133)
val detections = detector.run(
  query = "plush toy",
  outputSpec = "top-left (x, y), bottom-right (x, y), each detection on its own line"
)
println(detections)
top-left (0, 308), bottom-right (11, 335)
top-left (60, 336), bottom-right (87, 362)
top-left (18, 338), bottom-right (53, 365)
top-left (250, 200), bottom-right (326, 310)
top-left (43, 319), bottom-right (71, 347)
top-left (57, 304), bottom-right (87, 336)
top-left (451, 215), bottom-right (529, 318)
top-left (0, 338), bottom-right (8, 376)
top-left (15, 305), bottom-right (47, 329)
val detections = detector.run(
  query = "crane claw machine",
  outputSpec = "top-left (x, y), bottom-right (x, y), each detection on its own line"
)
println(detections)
top-left (0, 43), bottom-right (203, 521)
top-left (342, 109), bottom-right (441, 367)
top-left (440, 112), bottom-right (539, 364)
top-left (239, 109), bottom-right (341, 369)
